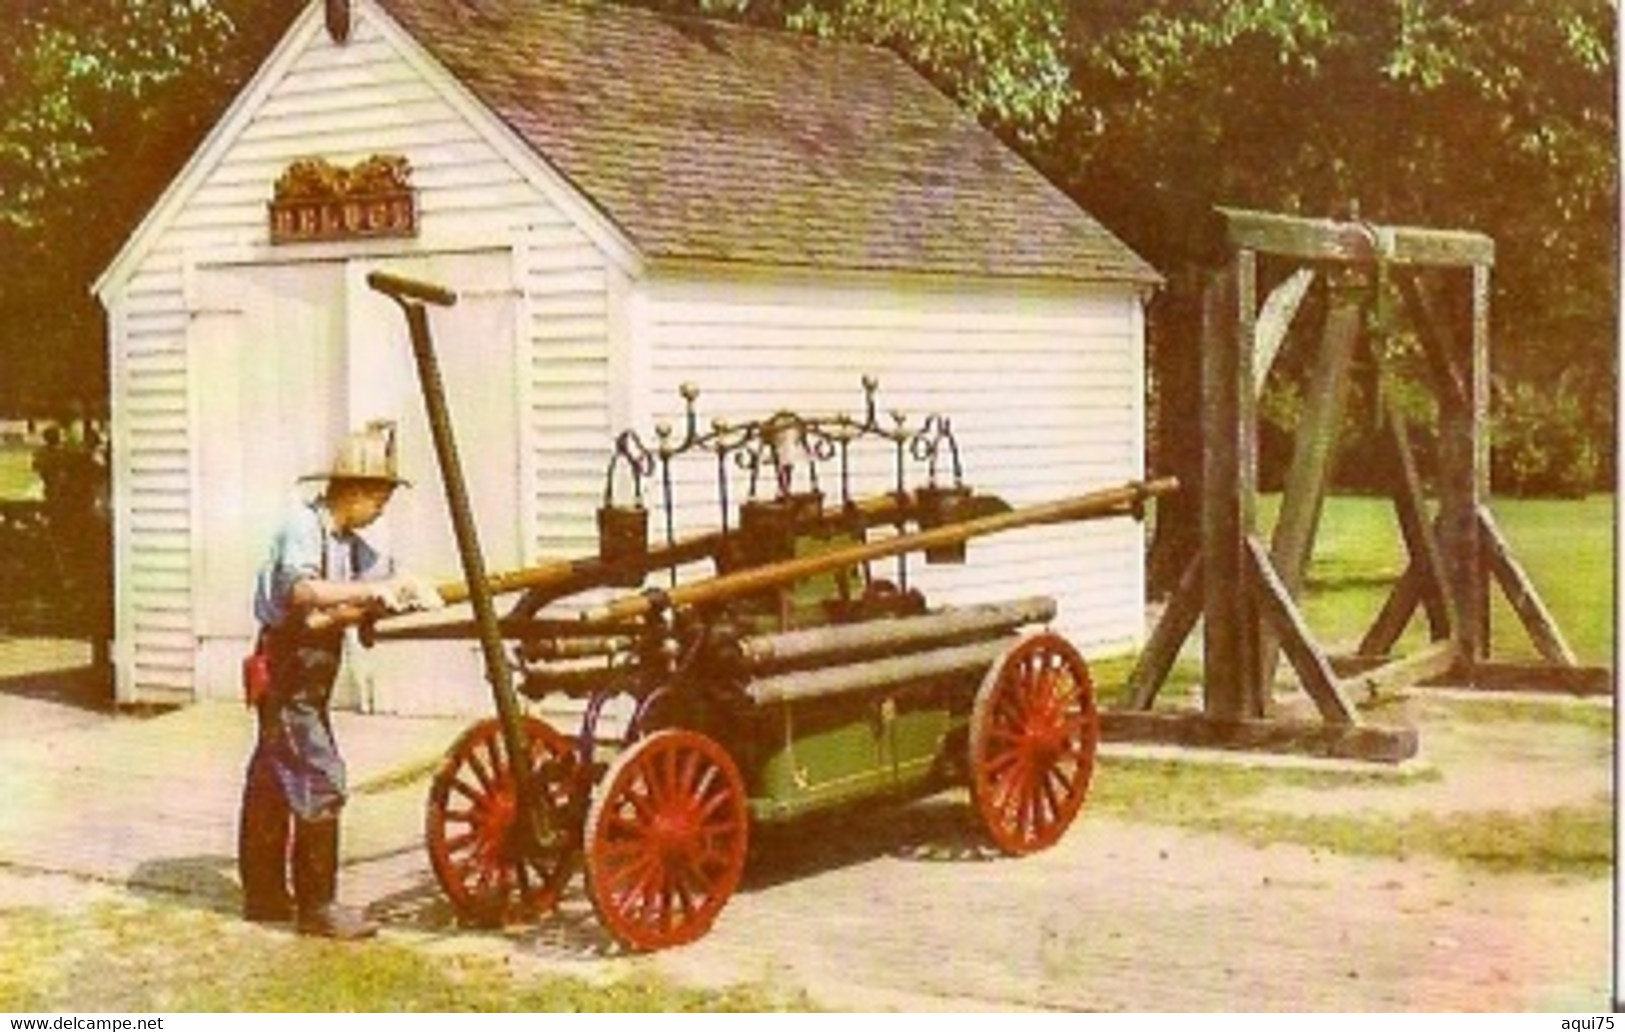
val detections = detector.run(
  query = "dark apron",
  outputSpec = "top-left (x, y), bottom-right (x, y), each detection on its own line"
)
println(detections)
top-left (245, 625), bottom-right (348, 820)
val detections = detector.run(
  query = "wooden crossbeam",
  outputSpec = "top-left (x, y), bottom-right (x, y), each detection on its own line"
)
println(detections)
top-left (1218, 207), bottom-right (1495, 268)
top-left (1100, 709), bottom-right (1420, 763)
top-left (1375, 225), bottom-right (1497, 268)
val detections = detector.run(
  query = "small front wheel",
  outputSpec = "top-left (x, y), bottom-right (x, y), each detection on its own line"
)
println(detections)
top-left (425, 716), bottom-right (580, 925)
top-left (969, 632), bottom-right (1099, 855)
top-left (584, 729), bottom-right (749, 951)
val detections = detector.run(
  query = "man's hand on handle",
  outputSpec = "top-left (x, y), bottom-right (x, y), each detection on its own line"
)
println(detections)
top-left (303, 574), bottom-right (445, 632)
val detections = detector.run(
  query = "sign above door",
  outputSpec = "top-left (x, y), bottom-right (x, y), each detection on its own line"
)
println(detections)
top-left (268, 154), bottom-right (417, 244)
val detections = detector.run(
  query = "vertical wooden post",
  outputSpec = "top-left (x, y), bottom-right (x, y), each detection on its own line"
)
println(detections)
top-left (1469, 264), bottom-right (1493, 655)
top-left (1201, 256), bottom-right (1261, 720)
top-left (1411, 270), bottom-right (1489, 666)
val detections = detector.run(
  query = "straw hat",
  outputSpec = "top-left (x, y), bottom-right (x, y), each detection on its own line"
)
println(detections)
top-left (301, 420), bottom-right (412, 487)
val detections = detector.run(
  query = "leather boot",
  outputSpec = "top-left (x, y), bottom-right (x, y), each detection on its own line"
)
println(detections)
top-left (292, 816), bottom-right (378, 940)
top-left (238, 774), bottom-right (293, 923)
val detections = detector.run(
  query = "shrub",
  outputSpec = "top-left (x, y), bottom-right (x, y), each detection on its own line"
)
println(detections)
top-left (1491, 379), bottom-right (1600, 498)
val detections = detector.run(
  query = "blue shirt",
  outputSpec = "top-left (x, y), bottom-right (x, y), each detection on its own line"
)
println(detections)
top-left (253, 499), bottom-right (391, 629)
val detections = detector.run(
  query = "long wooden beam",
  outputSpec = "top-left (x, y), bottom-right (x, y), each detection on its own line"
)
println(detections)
top-left (1100, 710), bottom-right (1420, 763)
top-left (1217, 207), bottom-right (1495, 268)
top-left (584, 478), bottom-right (1178, 623)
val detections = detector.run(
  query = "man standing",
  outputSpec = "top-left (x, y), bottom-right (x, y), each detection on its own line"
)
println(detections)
top-left (238, 421), bottom-right (437, 939)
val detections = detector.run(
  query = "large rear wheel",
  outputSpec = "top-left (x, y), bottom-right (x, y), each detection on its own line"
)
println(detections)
top-left (969, 632), bottom-right (1098, 855)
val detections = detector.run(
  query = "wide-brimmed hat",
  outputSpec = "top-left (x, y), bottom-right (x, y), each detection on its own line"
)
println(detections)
top-left (300, 420), bottom-right (412, 487)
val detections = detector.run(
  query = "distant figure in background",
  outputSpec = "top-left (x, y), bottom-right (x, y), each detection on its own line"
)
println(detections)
top-left (80, 424), bottom-right (110, 521)
top-left (31, 426), bottom-right (72, 527)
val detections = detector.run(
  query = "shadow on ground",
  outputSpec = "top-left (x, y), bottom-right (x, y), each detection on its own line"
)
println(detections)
top-left (746, 793), bottom-right (1002, 890)
top-left (128, 855), bottom-right (242, 916)
top-left (0, 663), bottom-right (112, 714)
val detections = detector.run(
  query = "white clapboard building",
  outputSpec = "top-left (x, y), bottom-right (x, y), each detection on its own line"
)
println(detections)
top-left (95, 0), bottom-right (1161, 713)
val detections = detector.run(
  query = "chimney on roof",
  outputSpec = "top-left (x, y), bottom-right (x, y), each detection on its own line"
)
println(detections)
top-left (325, 0), bottom-right (352, 44)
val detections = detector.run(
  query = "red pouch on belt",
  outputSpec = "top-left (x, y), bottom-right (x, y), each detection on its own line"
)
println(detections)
top-left (242, 633), bottom-right (271, 708)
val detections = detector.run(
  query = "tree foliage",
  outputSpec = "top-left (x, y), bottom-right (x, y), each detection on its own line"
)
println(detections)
top-left (0, 0), bottom-right (301, 413)
top-left (1, 0), bottom-right (1614, 491)
top-left (632, 0), bottom-right (1615, 383)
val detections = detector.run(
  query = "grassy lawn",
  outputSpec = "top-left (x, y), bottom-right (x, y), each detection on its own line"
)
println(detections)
top-left (1089, 492), bottom-right (1614, 884)
top-left (0, 442), bottom-right (40, 500)
top-left (1281, 493), bottom-right (1614, 666)
top-left (0, 898), bottom-right (815, 1012)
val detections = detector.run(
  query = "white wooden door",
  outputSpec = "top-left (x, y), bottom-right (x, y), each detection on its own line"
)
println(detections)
top-left (344, 251), bottom-right (522, 717)
top-left (191, 250), bottom-right (520, 715)
top-left (192, 261), bottom-right (348, 701)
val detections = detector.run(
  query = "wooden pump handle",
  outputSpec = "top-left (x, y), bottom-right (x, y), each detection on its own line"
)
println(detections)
top-left (366, 271), bottom-right (458, 307)
top-left (583, 476), bottom-right (1178, 623)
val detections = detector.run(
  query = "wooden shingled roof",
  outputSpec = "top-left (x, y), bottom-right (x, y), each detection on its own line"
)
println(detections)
top-left (378, 0), bottom-right (1158, 284)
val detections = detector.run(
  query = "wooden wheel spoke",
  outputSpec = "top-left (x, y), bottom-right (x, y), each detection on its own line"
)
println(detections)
top-left (447, 775), bottom-right (488, 804)
top-left (441, 829), bottom-right (479, 854)
top-left (468, 738), bottom-right (501, 792)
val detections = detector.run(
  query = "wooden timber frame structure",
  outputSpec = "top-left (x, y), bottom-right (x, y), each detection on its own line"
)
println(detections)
top-left (1111, 207), bottom-right (1609, 764)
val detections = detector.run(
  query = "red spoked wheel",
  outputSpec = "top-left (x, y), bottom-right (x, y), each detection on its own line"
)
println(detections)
top-left (969, 632), bottom-right (1099, 856)
top-left (584, 729), bottom-right (749, 951)
top-left (425, 716), bottom-right (580, 926)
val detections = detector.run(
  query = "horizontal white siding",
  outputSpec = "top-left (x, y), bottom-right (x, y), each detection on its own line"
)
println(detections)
top-left (105, 6), bottom-right (602, 705)
top-left (112, 267), bottom-right (195, 702)
top-left (636, 275), bottom-right (1149, 654)
top-left (523, 224), bottom-right (614, 562)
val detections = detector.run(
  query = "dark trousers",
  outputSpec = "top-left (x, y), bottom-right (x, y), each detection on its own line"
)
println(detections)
top-left (238, 629), bottom-right (348, 917)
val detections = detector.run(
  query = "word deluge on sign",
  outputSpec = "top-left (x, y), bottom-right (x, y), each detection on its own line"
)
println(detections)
top-left (269, 194), bottom-right (416, 243)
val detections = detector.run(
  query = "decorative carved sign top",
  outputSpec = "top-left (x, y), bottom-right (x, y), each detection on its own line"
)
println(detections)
top-left (269, 155), bottom-right (417, 244)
